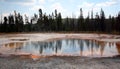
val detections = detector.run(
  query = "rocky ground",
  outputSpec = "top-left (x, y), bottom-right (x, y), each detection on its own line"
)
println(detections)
top-left (0, 55), bottom-right (120, 69)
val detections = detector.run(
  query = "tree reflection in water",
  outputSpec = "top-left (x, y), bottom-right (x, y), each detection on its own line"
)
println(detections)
top-left (1, 39), bottom-right (120, 57)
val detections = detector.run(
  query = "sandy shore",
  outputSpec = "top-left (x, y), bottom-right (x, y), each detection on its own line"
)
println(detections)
top-left (0, 33), bottom-right (120, 69)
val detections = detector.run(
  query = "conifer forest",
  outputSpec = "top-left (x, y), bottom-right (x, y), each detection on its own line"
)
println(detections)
top-left (0, 8), bottom-right (120, 33)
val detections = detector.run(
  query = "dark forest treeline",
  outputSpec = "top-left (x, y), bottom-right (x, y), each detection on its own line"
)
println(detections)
top-left (0, 8), bottom-right (120, 33)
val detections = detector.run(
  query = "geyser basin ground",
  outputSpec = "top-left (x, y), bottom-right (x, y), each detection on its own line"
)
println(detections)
top-left (0, 33), bottom-right (120, 69)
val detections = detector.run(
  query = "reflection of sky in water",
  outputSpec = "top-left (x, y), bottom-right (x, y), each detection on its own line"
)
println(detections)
top-left (0, 39), bottom-right (120, 57)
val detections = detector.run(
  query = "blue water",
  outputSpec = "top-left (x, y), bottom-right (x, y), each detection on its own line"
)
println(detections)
top-left (1, 39), bottom-right (120, 57)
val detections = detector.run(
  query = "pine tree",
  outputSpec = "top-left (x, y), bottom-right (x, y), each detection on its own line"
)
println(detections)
top-left (100, 8), bottom-right (105, 32)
